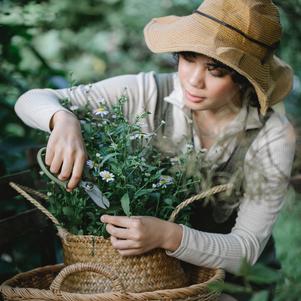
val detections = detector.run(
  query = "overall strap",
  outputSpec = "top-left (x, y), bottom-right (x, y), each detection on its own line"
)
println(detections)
top-left (220, 108), bottom-right (273, 175)
top-left (190, 108), bottom-right (274, 232)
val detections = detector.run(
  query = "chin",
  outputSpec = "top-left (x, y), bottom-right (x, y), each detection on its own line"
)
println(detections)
top-left (184, 99), bottom-right (207, 111)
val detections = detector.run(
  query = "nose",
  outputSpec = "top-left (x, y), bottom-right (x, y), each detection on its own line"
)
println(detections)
top-left (189, 65), bottom-right (205, 89)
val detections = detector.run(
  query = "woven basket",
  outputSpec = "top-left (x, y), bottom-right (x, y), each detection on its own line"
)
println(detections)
top-left (0, 263), bottom-right (225, 301)
top-left (8, 182), bottom-right (231, 297)
top-left (58, 227), bottom-right (188, 293)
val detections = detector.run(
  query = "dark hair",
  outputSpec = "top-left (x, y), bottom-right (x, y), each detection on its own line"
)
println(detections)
top-left (173, 51), bottom-right (259, 108)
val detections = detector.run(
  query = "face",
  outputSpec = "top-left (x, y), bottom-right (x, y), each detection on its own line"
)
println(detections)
top-left (178, 53), bottom-right (241, 115)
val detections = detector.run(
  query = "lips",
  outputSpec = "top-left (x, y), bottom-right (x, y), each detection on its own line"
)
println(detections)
top-left (184, 90), bottom-right (206, 103)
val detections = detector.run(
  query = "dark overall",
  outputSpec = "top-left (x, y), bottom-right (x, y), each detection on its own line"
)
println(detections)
top-left (154, 74), bottom-right (279, 300)
top-left (189, 113), bottom-right (279, 301)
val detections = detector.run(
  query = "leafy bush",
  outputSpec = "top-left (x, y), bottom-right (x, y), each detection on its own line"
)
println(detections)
top-left (44, 94), bottom-right (207, 236)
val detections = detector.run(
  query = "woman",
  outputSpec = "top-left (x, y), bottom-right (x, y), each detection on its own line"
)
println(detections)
top-left (15, 0), bottom-right (295, 299)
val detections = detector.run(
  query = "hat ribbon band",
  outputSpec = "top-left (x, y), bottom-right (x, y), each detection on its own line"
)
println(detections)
top-left (193, 10), bottom-right (279, 52)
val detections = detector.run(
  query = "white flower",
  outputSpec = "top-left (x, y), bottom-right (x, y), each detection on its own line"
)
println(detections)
top-left (144, 132), bottom-right (156, 140)
top-left (39, 171), bottom-right (44, 176)
top-left (97, 97), bottom-right (105, 104)
top-left (96, 153), bottom-right (101, 158)
top-left (170, 157), bottom-right (179, 165)
top-left (186, 143), bottom-right (193, 150)
top-left (70, 105), bottom-right (79, 111)
top-left (129, 133), bottom-right (142, 140)
top-left (1, 253), bottom-right (12, 263)
top-left (99, 170), bottom-right (115, 182)
top-left (93, 104), bottom-right (109, 117)
top-left (157, 175), bottom-right (174, 188)
top-left (47, 192), bottom-right (52, 197)
top-left (86, 160), bottom-right (94, 169)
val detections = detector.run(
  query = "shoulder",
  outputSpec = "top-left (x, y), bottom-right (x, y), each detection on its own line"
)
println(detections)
top-left (101, 71), bottom-right (174, 97)
top-left (256, 110), bottom-right (296, 148)
top-left (245, 110), bottom-right (296, 177)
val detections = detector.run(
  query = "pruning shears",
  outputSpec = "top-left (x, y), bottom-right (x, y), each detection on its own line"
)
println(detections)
top-left (37, 147), bottom-right (110, 209)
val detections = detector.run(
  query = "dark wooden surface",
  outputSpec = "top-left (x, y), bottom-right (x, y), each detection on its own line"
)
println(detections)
top-left (0, 148), bottom-right (57, 285)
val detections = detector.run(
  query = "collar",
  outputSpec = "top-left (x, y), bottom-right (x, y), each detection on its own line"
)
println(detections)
top-left (163, 73), bottom-right (193, 122)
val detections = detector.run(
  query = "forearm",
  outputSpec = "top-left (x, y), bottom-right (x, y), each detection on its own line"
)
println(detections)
top-left (166, 225), bottom-right (247, 274)
top-left (15, 72), bottom-right (159, 133)
top-left (15, 89), bottom-right (70, 133)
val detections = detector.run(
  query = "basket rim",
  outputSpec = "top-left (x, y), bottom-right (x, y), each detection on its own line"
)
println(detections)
top-left (0, 263), bottom-right (224, 300)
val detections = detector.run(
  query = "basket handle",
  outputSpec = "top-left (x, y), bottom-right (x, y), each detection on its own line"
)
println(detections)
top-left (168, 183), bottom-right (233, 222)
top-left (50, 262), bottom-right (125, 294)
top-left (9, 182), bottom-right (60, 226)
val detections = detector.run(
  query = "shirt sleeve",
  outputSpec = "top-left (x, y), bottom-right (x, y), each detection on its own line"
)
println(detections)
top-left (14, 72), bottom-right (158, 133)
top-left (167, 113), bottom-right (296, 274)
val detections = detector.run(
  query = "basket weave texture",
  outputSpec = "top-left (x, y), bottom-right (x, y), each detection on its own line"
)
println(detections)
top-left (58, 227), bottom-right (188, 293)
top-left (0, 263), bottom-right (224, 301)
top-left (5, 182), bottom-right (230, 299)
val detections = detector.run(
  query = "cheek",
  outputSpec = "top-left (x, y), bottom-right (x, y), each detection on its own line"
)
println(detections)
top-left (207, 79), bottom-right (238, 99)
top-left (178, 64), bottom-right (189, 84)
top-left (178, 58), bottom-right (194, 84)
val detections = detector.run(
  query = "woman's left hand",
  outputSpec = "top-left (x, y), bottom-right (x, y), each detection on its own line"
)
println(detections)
top-left (100, 215), bottom-right (183, 256)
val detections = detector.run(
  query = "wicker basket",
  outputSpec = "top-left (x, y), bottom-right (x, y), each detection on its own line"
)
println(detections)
top-left (58, 227), bottom-right (188, 293)
top-left (0, 263), bottom-right (225, 301)
top-left (7, 182), bottom-right (230, 297)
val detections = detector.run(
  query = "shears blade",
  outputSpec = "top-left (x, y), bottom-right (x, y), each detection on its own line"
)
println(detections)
top-left (80, 181), bottom-right (110, 209)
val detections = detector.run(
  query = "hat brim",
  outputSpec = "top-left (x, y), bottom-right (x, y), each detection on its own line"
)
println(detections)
top-left (144, 15), bottom-right (293, 114)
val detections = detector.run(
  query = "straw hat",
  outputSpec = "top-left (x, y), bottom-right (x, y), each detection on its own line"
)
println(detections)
top-left (144, 0), bottom-right (293, 115)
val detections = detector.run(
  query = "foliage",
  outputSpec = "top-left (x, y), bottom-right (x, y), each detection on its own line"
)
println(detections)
top-left (1, 1), bottom-right (301, 299)
top-left (44, 94), bottom-right (207, 236)
top-left (1, 0), bottom-right (301, 172)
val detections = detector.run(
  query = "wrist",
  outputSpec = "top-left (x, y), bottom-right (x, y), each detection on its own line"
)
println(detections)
top-left (50, 110), bottom-right (78, 130)
top-left (161, 222), bottom-right (183, 252)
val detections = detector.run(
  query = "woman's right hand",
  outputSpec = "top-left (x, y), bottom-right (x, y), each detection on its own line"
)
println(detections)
top-left (46, 110), bottom-right (87, 191)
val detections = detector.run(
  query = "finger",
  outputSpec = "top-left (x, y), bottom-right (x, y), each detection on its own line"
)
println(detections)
top-left (67, 153), bottom-right (86, 190)
top-left (45, 145), bottom-right (55, 166)
top-left (58, 156), bottom-right (74, 181)
top-left (106, 224), bottom-right (132, 240)
top-left (110, 236), bottom-right (141, 250)
top-left (118, 249), bottom-right (144, 256)
top-left (49, 153), bottom-right (63, 174)
top-left (101, 215), bottom-right (139, 228)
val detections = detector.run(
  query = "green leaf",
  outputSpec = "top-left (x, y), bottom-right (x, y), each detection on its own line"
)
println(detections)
top-left (208, 281), bottom-right (249, 294)
top-left (246, 264), bottom-right (282, 284)
top-left (99, 153), bottom-right (118, 166)
top-left (62, 207), bottom-right (74, 217)
top-left (163, 198), bottom-right (173, 205)
top-left (120, 193), bottom-right (131, 216)
top-left (134, 188), bottom-right (154, 198)
top-left (250, 290), bottom-right (269, 301)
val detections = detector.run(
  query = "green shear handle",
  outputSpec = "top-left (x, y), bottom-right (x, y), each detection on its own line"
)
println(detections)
top-left (37, 147), bottom-right (110, 209)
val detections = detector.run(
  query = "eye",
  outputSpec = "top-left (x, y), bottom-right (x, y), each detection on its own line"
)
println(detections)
top-left (207, 65), bottom-right (227, 77)
top-left (180, 54), bottom-right (197, 63)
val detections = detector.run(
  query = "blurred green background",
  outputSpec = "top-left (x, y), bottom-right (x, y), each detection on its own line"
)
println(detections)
top-left (0, 1), bottom-right (301, 300)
